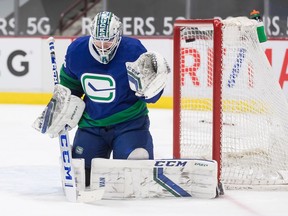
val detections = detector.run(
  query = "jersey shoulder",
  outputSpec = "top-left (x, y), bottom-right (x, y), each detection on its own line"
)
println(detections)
top-left (121, 36), bottom-right (146, 49)
top-left (66, 36), bottom-right (90, 55)
top-left (119, 36), bottom-right (147, 61)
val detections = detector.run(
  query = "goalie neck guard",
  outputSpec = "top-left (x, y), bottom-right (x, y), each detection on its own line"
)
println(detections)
top-left (90, 11), bottom-right (123, 64)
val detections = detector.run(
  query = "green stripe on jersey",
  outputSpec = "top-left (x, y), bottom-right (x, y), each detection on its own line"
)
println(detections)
top-left (59, 66), bottom-right (83, 93)
top-left (78, 100), bottom-right (148, 127)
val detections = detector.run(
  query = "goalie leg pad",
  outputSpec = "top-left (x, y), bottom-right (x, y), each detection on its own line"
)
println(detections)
top-left (90, 158), bottom-right (219, 199)
top-left (71, 158), bottom-right (86, 190)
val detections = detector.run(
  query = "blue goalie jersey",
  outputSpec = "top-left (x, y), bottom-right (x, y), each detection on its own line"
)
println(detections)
top-left (60, 36), bottom-right (161, 128)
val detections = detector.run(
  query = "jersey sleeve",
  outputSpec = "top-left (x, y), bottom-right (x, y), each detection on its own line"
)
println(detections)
top-left (59, 44), bottom-right (84, 97)
top-left (59, 65), bottom-right (83, 97)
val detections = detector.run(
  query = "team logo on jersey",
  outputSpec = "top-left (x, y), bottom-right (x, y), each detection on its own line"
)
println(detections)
top-left (81, 73), bottom-right (116, 103)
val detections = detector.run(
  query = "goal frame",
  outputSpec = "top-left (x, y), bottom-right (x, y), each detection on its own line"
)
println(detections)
top-left (173, 19), bottom-right (223, 183)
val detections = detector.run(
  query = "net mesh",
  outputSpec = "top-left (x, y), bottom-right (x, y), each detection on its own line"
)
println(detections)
top-left (175, 17), bottom-right (288, 187)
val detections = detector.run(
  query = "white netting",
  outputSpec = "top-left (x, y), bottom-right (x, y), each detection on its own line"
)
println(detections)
top-left (175, 17), bottom-right (288, 188)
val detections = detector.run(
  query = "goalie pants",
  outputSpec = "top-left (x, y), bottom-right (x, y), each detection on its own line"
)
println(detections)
top-left (72, 115), bottom-right (154, 170)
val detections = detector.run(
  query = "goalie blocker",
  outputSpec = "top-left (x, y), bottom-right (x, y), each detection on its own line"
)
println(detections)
top-left (69, 158), bottom-right (219, 201)
top-left (32, 84), bottom-right (85, 138)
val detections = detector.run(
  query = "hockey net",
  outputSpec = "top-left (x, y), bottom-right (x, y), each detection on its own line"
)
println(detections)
top-left (173, 17), bottom-right (288, 189)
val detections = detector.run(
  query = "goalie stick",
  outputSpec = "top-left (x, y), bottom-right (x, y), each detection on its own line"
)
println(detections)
top-left (47, 37), bottom-right (104, 202)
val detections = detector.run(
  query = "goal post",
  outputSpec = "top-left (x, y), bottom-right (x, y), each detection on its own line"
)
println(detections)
top-left (173, 17), bottom-right (288, 189)
top-left (173, 19), bottom-right (223, 186)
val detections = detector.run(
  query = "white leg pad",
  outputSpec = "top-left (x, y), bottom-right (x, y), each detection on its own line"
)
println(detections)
top-left (90, 158), bottom-right (219, 199)
top-left (71, 158), bottom-right (86, 190)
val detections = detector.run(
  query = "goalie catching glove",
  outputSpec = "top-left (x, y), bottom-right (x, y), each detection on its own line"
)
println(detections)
top-left (32, 84), bottom-right (85, 138)
top-left (126, 51), bottom-right (170, 99)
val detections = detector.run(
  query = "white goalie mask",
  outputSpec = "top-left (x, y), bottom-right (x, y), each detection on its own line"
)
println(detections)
top-left (90, 11), bottom-right (123, 64)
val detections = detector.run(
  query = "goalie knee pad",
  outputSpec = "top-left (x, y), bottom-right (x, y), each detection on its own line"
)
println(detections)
top-left (127, 148), bottom-right (149, 159)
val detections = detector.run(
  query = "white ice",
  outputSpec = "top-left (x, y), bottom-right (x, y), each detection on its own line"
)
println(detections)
top-left (0, 104), bottom-right (287, 216)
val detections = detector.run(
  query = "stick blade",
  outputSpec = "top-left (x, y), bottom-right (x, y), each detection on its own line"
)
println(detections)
top-left (77, 189), bottom-right (105, 203)
top-left (64, 187), bottom-right (77, 202)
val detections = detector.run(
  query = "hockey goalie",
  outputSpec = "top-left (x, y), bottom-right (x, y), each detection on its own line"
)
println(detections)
top-left (33, 11), bottom-right (219, 202)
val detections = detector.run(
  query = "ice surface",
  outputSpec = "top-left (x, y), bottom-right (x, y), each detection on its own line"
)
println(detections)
top-left (0, 104), bottom-right (287, 216)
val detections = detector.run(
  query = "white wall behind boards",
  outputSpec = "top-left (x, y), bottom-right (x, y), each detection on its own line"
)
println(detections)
top-left (0, 37), bottom-right (287, 100)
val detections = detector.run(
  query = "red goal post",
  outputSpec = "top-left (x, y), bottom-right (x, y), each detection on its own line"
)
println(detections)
top-left (173, 19), bottom-right (223, 185)
top-left (173, 17), bottom-right (288, 189)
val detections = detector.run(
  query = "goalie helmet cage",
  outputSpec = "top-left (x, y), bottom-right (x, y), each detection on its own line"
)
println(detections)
top-left (173, 17), bottom-right (288, 190)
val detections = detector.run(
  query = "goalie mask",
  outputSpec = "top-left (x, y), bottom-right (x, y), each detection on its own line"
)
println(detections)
top-left (90, 11), bottom-right (123, 64)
